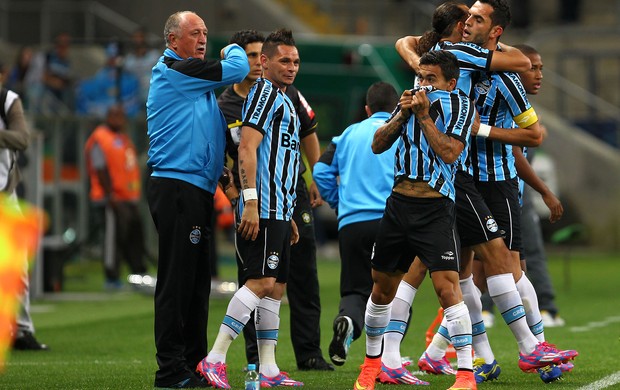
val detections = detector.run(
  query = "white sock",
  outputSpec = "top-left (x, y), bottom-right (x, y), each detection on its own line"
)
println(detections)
top-left (516, 271), bottom-right (545, 341)
top-left (425, 317), bottom-right (451, 360)
top-left (383, 281), bottom-right (417, 368)
top-left (365, 298), bottom-right (392, 358)
top-left (208, 285), bottom-right (261, 363)
top-left (487, 273), bottom-right (537, 354)
top-left (256, 297), bottom-right (281, 377)
top-left (460, 276), bottom-right (494, 363)
top-left (444, 301), bottom-right (473, 371)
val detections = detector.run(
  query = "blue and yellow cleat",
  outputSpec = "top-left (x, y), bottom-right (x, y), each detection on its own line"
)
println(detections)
top-left (538, 365), bottom-right (563, 383)
top-left (473, 358), bottom-right (501, 383)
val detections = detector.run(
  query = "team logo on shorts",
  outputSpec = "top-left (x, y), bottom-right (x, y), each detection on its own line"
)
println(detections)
top-left (267, 252), bottom-right (280, 269)
top-left (441, 251), bottom-right (455, 262)
top-left (189, 227), bottom-right (201, 244)
top-left (301, 212), bottom-right (311, 224)
top-left (485, 218), bottom-right (499, 233)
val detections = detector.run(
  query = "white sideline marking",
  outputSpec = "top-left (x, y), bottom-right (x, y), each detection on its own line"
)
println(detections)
top-left (570, 316), bottom-right (620, 332)
top-left (577, 371), bottom-right (620, 390)
top-left (7, 360), bottom-right (144, 366)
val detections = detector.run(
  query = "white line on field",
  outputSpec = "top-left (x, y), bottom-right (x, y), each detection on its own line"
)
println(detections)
top-left (577, 371), bottom-right (620, 390)
top-left (6, 359), bottom-right (144, 366)
top-left (569, 316), bottom-right (620, 333)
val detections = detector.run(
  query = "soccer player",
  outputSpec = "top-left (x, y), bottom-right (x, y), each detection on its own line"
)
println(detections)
top-left (354, 50), bottom-right (477, 390)
top-left (313, 82), bottom-right (427, 385)
top-left (217, 29), bottom-right (332, 372)
top-left (394, 1), bottom-right (576, 383)
top-left (464, 0), bottom-right (577, 380)
top-left (511, 45), bottom-right (566, 331)
top-left (197, 29), bottom-right (304, 388)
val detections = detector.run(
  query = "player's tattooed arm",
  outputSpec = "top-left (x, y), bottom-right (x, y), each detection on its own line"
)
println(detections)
top-left (372, 89), bottom-right (413, 154)
top-left (239, 161), bottom-right (249, 190)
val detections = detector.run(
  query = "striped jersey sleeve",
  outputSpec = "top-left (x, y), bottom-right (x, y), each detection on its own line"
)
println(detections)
top-left (434, 41), bottom-right (492, 99)
top-left (394, 89), bottom-right (474, 201)
top-left (470, 71), bottom-right (536, 182)
top-left (241, 78), bottom-right (301, 221)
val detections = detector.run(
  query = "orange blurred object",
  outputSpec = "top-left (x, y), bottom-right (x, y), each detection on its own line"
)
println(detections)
top-left (0, 195), bottom-right (45, 371)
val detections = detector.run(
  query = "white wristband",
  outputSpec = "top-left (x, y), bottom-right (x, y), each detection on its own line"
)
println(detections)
top-left (242, 188), bottom-right (258, 201)
top-left (477, 124), bottom-right (491, 138)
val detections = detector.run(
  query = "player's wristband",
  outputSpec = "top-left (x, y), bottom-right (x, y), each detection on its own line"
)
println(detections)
top-left (477, 124), bottom-right (491, 138)
top-left (242, 188), bottom-right (258, 202)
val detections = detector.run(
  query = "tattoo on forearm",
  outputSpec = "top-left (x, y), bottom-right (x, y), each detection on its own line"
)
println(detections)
top-left (418, 115), bottom-right (452, 158)
top-left (373, 112), bottom-right (407, 151)
top-left (239, 160), bottom-right (249, 189)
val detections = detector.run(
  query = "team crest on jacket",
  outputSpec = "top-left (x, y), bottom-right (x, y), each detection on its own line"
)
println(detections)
top-left (189, 226), bottom-right (201, 244)
top-left (485, 218), bottom-right (499, 233)
top-left (301, 212), bottom-right (311, 224)
top-left (267, 252), bottom-right (280, 269)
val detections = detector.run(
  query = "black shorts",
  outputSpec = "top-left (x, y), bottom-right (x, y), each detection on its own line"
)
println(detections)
top-left (455, 171), bottom-right (503, 247)
top-left (236, 219), bottom-right (291, 283)
top-left (372, 192), bottom-right (460, 274)
top-left (475, 178), bottom-right (522, 251)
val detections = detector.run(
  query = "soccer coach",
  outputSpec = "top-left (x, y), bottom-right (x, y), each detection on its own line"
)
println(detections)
top-left (146, 11), bottom-right (248, 388)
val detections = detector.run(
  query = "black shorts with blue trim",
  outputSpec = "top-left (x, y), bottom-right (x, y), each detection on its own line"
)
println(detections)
top-left (235, 218), bottom-right (291, 283)
top-left (371, 192), bottom-right (460, 274)
top-left (475, 178), bottom-right (522, 251)
top-left (455, 170), bottom-right (504, 248)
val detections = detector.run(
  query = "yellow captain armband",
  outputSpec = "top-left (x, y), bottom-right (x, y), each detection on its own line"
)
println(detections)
top-left (513, 107), bottom-right (538, 128)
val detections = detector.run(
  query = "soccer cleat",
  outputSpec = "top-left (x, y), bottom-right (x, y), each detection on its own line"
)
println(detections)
top-left (377, 364), bottom-right (430, 385)
top-left (473, 358), bottom-right (501, 383)
top-left (540, 310), bottom-right (566, 327)
top-left (518, 342), bottom-right (565, 372)
top-left (260, 371), bottom-right (304, 387)
top-left (418, 352), bottom-right (456, 375)
top-left (448, 371), bottom-right (477, 390)
top-left (538, 365), bottom-right (563, 383)
top-left (12, 332), bottom-right (49, 351)
top-left (354, 357), bottom-right (382, 390)
top-left (329, 316), bottom-right (354, 366)
top-left (539, 341), bottom-right (578, 362)
top-left (298, 356), bottom-right (335, 371)
top-left (558, 362), bottom-right (574, 372)
top-left (195, 358), bottom-right (230, 389)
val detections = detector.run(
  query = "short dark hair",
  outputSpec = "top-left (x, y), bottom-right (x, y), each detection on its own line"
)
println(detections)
top-left (419, 50), bottom-right (460, 83)
top-left (479, 0), bottom-right (511, 29)
top-left (366, 82), bottom-right (399, 114)
top-left (262, 29), bottom-right (296, 57)
top-left (229, 29), bottom-right (265, 49)
top-left (417, 2), bottom-right (469, 56)
top-left (513, 44), bottom-right (539, 57)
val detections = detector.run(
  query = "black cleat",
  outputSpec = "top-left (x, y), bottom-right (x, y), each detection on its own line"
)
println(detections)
top-left (298, 356), bottom-right (335, 371)
top-left (13, 332), bottom-right (49, 351)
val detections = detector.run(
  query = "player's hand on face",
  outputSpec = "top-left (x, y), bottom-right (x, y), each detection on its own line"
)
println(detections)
top-left (411, 89), bottom-right (430, 117)
top-left (399, 89), bottom-right (414, 118)
top-left (290, 219), bottom-right (299, 245)
top-left (238, 200), bottom-right (260, 240)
